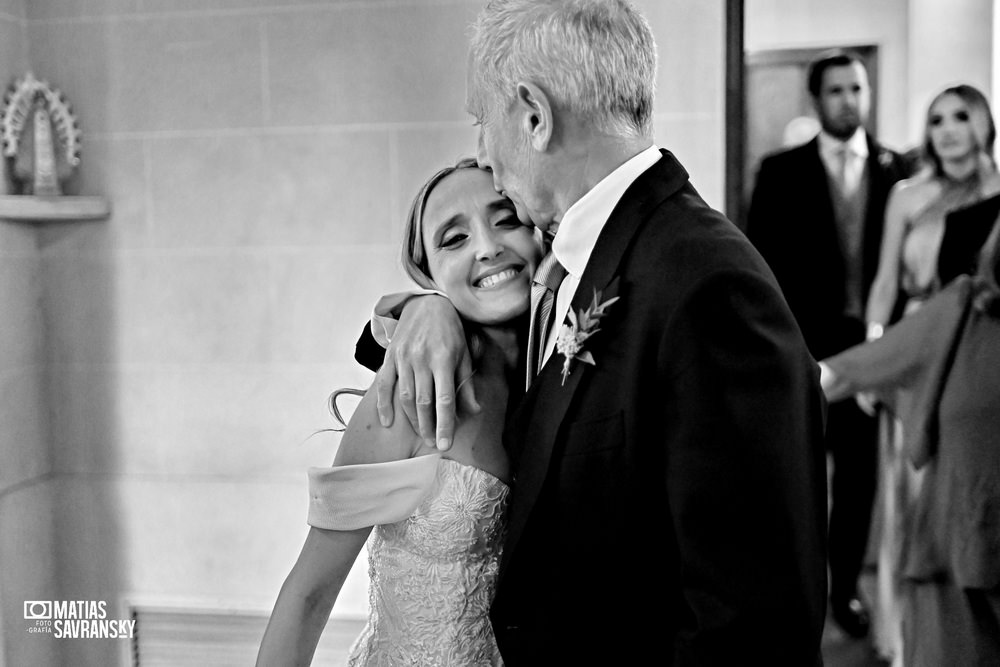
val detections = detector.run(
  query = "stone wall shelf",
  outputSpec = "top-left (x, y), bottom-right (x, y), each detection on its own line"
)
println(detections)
top-left (0, 195), bottom-right (111, 223)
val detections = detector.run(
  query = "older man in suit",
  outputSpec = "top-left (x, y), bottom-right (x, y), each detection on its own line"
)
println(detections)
top-left (746, 49), bottom-right (911, 639)
top-left (359, 1), bottom-right (828, 663)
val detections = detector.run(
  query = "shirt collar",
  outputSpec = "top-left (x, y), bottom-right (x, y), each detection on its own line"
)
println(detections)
top-left (551, 144), bottom-right (662, 277)
top-left (818, 127), bottom-right (869, 159)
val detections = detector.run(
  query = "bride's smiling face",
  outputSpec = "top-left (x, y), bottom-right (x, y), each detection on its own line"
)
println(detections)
top-left (422, 168), bottom-right (543, 326)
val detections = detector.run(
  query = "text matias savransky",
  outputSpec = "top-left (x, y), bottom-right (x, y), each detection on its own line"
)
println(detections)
top-left (25, 601), bottom-right (136, 639)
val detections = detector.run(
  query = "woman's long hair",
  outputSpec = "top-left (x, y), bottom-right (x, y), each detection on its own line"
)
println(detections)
top-left (401, 157), bottom-right (483, 290)
top-left (922, 84), bottom-right (997, 177)
top-left (327, 158), bottom-right (487, 431)
top-left (400, 157), bottom-right (498, 365)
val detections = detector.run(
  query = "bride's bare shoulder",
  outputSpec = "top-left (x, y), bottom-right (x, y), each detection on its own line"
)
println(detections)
top-left (333, 386), bottom-right (422, 466)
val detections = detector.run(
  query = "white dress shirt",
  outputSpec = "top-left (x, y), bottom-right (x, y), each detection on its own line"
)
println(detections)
top-left (541, 144), bottom-right (662, 366)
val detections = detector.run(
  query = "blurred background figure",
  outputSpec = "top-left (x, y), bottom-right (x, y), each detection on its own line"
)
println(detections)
top-left (861, 83), bottom-right (1000, 662)
top-left (782, 115), bottom-right (822, 148)
top-left (821, 215), bottom-right (1000, 667)
top-left (746, 49), bottom-right (911, 642)
top-left (938, 190), bottom-right (1000, 285)
top-left (866, 84), bottom-right (1000, 327)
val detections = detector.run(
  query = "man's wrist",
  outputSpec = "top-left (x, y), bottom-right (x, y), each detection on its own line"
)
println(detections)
top-left (397, 291), bottom-right (450, 315)
top-left (371, 289), bottom-right (448, 346)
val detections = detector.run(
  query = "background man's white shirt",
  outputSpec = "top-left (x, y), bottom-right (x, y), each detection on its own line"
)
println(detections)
top-left (817, 127), bottom-right (868, 195)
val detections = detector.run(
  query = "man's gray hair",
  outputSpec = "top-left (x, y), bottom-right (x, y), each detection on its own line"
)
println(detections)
top-left (468, 0), bottom-right (657, 138)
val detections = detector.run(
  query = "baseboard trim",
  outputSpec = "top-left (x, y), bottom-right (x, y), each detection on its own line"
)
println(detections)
top-left (127, 604), bottom-right (365, 667)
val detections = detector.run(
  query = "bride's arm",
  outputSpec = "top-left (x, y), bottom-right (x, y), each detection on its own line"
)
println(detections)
top-left (256, 525), bottom-right (371, 667)
top-left (257, 388), bottom-right (423, 666)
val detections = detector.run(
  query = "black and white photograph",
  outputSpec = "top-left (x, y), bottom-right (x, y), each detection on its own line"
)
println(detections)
top-left (1, 1), bottom-right (998, 666)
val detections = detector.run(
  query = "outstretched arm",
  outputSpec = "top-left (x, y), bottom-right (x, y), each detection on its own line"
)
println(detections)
top-left (818, 361), bottom-right (855, 403)
top-left (822, 279), bottom-right (967, 405)
top-left (354, 294), bottom-right (479, 450)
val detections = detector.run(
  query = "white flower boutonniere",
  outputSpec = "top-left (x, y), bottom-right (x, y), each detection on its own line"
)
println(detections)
top-left (555, 288), bottom-right (619, 385)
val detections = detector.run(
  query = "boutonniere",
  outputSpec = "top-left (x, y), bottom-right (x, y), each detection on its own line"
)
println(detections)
top-left (555, 288), bottom-right (619, 385)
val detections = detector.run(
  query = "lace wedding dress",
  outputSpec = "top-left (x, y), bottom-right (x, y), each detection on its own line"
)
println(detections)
top-left (308, 454), bottom-right (509, 666)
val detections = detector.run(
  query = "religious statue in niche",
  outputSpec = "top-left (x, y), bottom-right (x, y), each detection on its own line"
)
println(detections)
top-left (1, 72), bottom-right (81, 196)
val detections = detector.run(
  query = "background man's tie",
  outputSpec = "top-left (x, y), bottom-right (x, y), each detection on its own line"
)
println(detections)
top-left (526, 252), bottom-right (567, 387)
top-left (835, 143), bottom-right (855, 196)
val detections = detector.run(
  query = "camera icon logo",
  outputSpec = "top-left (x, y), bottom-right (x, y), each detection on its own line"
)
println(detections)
top-left (24, 601), bottom-right (52, 620)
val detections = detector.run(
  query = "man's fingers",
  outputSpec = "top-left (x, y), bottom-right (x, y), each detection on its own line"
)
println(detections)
top-left (374, 361), bottom-right (398, 427)
top-left (455, 353), bottom-right (481, 417)
top-left (434, 374), bottom-right (457, 451)
top-left (414, 373), bottom-right (436, 446)
top-left (397, 368), bottom-right (420, 435)
top-left (376, 295), bottom-right (469, 444)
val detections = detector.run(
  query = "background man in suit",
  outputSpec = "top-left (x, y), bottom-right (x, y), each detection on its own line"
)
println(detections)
top-left (359, 1), bottom-right (828, 662)
top-left (746, 49), bottom-right (911, 639)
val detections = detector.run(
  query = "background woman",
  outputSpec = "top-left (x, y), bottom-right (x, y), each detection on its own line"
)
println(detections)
top-left (821, 216), bottom-right (1000, 666)
top-left (861, 84), bottom-right (1000, 662)
top-left (867, 84), bottom-right (999, 327)
top-left (256, 158), bottom-right (542, 666)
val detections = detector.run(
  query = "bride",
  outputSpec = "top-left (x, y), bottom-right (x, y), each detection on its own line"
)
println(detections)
top-left (256, 157), bottom-right (542, 666)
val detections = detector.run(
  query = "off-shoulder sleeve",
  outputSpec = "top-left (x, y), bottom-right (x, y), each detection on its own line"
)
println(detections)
top-left (307, 454), bottom-right (441, 530)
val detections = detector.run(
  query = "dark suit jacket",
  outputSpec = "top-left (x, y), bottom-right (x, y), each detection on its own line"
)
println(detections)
top-left (356, 151), bottom-right (827, 665)
top-left (746, 136), bottom-right (910, 359)
top-left (938, 193), bottom-right (1000, 285)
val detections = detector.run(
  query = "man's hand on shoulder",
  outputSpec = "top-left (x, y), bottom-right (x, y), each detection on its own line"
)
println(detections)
top-left (375, 295), bottom-right (479, 451)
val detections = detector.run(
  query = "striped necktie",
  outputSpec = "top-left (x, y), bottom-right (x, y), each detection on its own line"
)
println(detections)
top-left (526, 251), bottom-right (567, 387)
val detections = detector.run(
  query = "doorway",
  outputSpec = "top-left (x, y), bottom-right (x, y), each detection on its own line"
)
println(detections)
top-left (735, 44), bottom-right (880, 228)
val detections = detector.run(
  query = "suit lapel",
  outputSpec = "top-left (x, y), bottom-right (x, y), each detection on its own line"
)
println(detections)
top-left (804, 138), bottom-right (837, 225)
top-left (499, 149), bottom-right (688, 572)
top-left (800, 139), bottom-right (841, 266)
